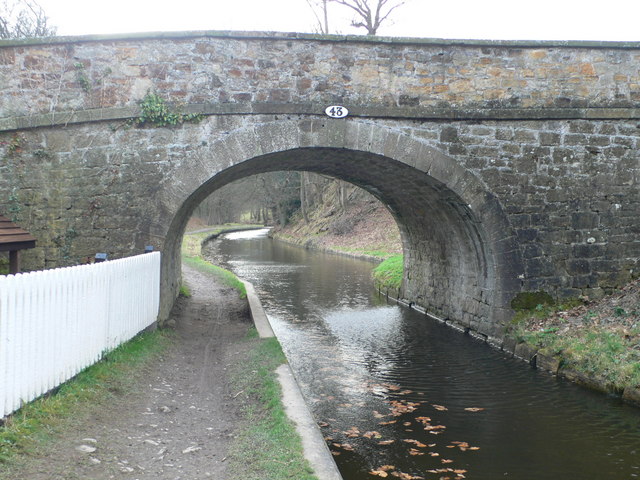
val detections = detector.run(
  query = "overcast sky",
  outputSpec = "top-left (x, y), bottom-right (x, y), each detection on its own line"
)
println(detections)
top-left (35, 0), bottom-right (640, 42)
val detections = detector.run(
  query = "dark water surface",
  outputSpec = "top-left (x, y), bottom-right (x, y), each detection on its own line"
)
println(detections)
top-left (204, 229), bottom-right (640, 480)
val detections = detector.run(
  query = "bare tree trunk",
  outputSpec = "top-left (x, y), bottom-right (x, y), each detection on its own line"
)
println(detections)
top-left (338, 180), bottom-right (346, 211)
top-left (322, 0), bottom-right (329, 33)
top-left (300, 172), bottom-right (309, 223)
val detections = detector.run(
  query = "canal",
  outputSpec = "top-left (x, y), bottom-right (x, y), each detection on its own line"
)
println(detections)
top-left (204, 229), bottom-right (640, 480)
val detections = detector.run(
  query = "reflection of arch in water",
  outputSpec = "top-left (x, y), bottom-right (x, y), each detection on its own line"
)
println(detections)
top-left (162, 121), bottom-right (523, 340)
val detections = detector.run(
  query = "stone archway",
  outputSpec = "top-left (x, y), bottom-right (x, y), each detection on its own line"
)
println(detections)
top-left (160, 119), bottom-right (523, 340)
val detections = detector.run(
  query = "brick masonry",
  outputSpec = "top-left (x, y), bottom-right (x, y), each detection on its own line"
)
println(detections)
top-left (0, 32), bottom-right (639, 340)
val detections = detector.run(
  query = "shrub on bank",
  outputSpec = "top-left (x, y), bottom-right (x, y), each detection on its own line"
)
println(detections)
top-left (372, 254), bottom-right (403, 291)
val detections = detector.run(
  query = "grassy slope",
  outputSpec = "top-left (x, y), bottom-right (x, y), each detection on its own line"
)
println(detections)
top-left (510, 282), bottom-right (640, 394)
top-left (272, 194), bottom-right (402, 262)
top-left (372, 254), bottom-right (403, 291)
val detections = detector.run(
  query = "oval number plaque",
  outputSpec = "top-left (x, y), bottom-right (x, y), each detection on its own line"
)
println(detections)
top-left (325, 105), bottom-right (349, 118)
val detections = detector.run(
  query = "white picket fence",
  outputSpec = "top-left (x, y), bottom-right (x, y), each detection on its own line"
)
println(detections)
top-left (0, 252), bottom-right (161, 418)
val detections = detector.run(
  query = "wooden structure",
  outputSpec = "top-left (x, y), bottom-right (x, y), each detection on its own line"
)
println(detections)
top-left (0, 215), bottom-right (36, 274)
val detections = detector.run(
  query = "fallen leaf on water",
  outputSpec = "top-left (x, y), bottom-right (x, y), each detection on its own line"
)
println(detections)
top-left (380, 465), bottom-right (396, 471)
top-left (403, 422), bottom-right (412, 426)
top-left (369, 470), bottom-right (388, 477)
top-left (441, 459), bottom-right (454, 464)
top-left (331, 451), bottom-right (341, 456)
top-left (432, 404), bottom-right (448, 411)
top-left (448, 441), bottom-right (470, 451)
top-left (378, 439), bottom-right (395, 445)
top-left (408, 448), bottom-right (424, 456)
top-left (373, 411), bottom-right (387, 418)
top-left (379, 420), bottom-right (397, 425)
top-left (363, 431), bottom-right (382, 439)
top-left (390, 471), bottom-right (424, 479)
top-left (428, 452), bottom-right (440, 457)
top-left (424, 425), bottom-right (446, 432)
top-left (464, 407), bottom-right (485, 412)
top-left (403, 439), bottom-right (427, 448)
top-left (389, 400), bottom-right (420, 416)
top-left (344, 426), bottom-right (361, 438)
top-left (331, 442), bottom-right (354, 451)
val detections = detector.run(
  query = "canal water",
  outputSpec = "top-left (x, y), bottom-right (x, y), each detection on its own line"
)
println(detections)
top-left (203, 229), bottom-right (640, 480)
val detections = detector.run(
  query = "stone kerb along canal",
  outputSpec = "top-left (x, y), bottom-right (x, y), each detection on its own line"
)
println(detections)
top-left (205, 229), bottom-right (640, 480)
top-left (1, 31), bottom-right (639, 343)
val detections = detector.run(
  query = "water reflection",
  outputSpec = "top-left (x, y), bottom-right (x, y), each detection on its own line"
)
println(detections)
top-left (203, 230), bottom-right (640, 480)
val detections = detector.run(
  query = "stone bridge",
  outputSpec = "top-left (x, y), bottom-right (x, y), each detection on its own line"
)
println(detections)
top-left (1, 31), bottom-right (639, 341)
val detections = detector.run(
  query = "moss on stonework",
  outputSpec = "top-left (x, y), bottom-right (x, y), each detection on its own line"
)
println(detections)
top-left (510, 290), bottom-right (555, 310)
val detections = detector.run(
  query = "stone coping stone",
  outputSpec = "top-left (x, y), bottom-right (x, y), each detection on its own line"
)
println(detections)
top-left (2, 29), bottom-right (640, 50)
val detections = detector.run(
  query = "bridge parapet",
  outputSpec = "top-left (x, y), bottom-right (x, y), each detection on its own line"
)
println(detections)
top-left (2, 32), bottom-right (640, 124)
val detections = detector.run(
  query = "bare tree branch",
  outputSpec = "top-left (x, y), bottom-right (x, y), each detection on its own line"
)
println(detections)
top-left (305, 0), bottom-right (331, 33)
top-left (330, 0), bottom-right (405, 35)
top-left (0, 0), bottom-right (56, 39)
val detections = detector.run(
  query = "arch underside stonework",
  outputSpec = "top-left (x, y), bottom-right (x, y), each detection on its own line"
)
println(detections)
top-left (162, 118), bottom-right (524, 340)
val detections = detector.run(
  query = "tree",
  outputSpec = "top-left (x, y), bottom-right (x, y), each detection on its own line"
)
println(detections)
top-left (0, 0), bottom-right (56, 39)
top-left (305, 0), bottom-right (330, 34)
top-left (330, 0), bottom-right (405, 35)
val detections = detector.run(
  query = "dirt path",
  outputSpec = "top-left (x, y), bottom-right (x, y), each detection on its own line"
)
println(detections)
top-left (3, 264), bottom-right (253, 480)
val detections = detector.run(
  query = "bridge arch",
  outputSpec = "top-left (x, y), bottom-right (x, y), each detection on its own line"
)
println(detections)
top-left (163, 119), bottom-right (523, 339)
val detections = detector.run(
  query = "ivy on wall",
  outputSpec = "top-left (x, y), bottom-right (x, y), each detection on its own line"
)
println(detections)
top-left (129, 92), bottom-right (203, 128)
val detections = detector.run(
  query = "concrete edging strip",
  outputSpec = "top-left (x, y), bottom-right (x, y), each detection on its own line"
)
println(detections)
top-left (242, 278), bottom-right (343, 480)
top-left (277, 364), bottom-right (344, 480)
top-left (242, 279), bottom-right (275, 338)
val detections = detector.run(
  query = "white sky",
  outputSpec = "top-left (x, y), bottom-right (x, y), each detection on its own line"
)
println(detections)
top-left (36, 0), bottom-right (640, 42)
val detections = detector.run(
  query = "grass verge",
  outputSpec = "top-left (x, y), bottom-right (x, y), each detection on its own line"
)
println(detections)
top-left (182, 255), bottom-right (247, 298)
top-left (372, 254), bottom-right (403, 290)
top-left (182, 224), bottom-right (262, 299)
top-left (0, 329), bottom-right (172, 464)
top-left (512, 319), bottom-right (640, 390)
top-left (332, 246), bottom-right (396, 259)
top-left (182, 224), bottom-right (262, 258)
top-left (508, 293), bottom-right (640, 393)
top-left (228, 329), bottom-right (317, 480)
